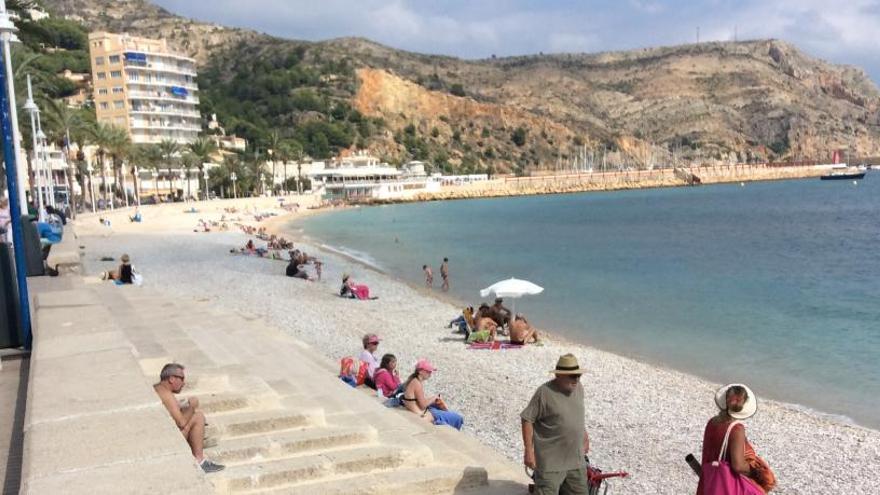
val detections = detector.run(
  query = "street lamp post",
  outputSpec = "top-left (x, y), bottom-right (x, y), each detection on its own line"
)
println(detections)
top-left (86, 160), bottom-right (96, 213)
top-left (0, 0), bottom-right (28, 211)
top-left (151, 170), bottom-right (158, 200)
top-left (203, 169), bottom-right (209, 200)
top-left (22, 77), bottom-right (43, 220)
top-left (230, 172), bottom-right (238, 199)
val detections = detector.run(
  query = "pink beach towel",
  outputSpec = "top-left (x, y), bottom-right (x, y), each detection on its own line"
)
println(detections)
top-left (467, 341), bottom-right (523, 350)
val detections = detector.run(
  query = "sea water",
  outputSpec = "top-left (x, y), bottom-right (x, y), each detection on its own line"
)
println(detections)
top-left (295, 177), bottom-right (880, 429)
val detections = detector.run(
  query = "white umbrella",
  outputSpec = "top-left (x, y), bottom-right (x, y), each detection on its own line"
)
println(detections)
top-left (480, 277), bottom-right (544, 321)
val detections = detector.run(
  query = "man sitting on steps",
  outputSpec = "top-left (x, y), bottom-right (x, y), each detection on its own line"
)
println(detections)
top-left (154, 363), bottom-right (225, 473)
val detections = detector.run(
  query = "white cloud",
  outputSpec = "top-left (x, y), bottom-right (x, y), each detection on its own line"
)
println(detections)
top-left (152, 0), bottom-right (880, 82)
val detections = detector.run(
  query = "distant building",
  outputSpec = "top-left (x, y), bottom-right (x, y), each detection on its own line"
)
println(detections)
top-left (88, 32), bottom-right (201, 144)
top-left (308, 151), bottom-right (441, 201)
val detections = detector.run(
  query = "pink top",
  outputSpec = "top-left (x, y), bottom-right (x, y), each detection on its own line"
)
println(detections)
top-left (373, 368), bottom-right (401, 397)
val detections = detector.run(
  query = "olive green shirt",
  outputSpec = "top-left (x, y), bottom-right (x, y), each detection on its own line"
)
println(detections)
top-left (521, 380), bottom-right (586, 472)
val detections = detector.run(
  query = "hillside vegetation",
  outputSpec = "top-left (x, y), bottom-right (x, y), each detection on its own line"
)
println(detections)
top-left (39, 0), bottom-right (880, 174)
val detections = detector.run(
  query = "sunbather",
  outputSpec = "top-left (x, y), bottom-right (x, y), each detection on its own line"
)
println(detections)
top-left (373, 354), bottom-right (402, 398)
top-left (509, 314), bottom-right (540, 345)
top-left (101, 253), bottom-right (134, 284)
top-left (401, 359), bottom-right (463, 430)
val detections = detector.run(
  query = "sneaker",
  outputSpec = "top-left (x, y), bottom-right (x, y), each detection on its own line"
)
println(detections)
top-left (200, 459), bottom-right (225, 473)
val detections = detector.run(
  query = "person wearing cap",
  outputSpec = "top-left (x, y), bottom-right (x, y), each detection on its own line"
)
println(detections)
top-left (696, 384), bottom-right (775, 494)
top-left (521, 354), bottom-right (590, 495)
top-left (358, 334), bottom-right (381, 388)
top-left (401, 359), bottom-right (464, 430)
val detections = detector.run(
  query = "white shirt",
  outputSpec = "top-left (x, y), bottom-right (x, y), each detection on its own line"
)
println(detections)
top-left (358, 349), bottom-right (379, 379)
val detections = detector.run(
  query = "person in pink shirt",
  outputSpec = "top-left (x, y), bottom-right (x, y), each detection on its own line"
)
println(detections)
top-left (373, 354), bottom-right (402, 397)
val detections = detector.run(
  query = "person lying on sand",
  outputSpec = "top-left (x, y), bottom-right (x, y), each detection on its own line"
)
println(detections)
top-left (509, 314), bottom-right (540, 345)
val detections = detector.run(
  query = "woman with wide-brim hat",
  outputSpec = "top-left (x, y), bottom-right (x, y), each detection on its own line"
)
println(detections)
top-left (696, 383), bottom-right (775, 494)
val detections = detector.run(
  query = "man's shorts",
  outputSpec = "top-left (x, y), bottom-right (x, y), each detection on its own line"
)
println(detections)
top-left (533, 468), bottom-right (588, 495)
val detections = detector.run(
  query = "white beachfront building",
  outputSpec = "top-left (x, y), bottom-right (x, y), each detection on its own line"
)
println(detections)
top-left (308, 153), bottom-right (441, 201)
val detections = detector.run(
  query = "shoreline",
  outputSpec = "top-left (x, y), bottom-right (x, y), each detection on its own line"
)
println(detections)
top-left (276, 207), bottom-right (876, 433)
top-left (77, 225), bottom-right (880, 493)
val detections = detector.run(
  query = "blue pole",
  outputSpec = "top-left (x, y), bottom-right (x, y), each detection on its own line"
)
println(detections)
top-left (0, 48), bottom-right (32, 349)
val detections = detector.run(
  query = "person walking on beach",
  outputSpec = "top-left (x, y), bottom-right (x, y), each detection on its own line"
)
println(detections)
top-left (440, 257), bottom-right (449, 291)
top-left (154, 363), bottom-right (225, 473)
top-left (521, 354), bottom-right (590, 495)
top-left (696, 384), bottom-right (775, 494)
top-left (423, 264), bottom-right (434, 287)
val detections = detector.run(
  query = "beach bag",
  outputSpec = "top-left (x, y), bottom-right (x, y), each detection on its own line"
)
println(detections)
top-left (700, 421), bottom-right (765, 495)
top-left (355, 361), bottom-right (369, 386)
top-left (132, 267), bottom-right (143, 286)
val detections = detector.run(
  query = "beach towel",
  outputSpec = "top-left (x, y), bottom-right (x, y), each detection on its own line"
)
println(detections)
top-left (466, 329), bottom-right (491, 344)
top-left (467, 341), bottom-right (524, 350)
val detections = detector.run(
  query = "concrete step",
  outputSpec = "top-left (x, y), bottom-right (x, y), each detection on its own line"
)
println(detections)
top-left (206, 426), bottom-right (378, 465)
top-left (211, 445), bottom-right (423, 493)
top-left (198, 392), bottom-right (251, 414)
top-left (252, 465), bottom-right (490, 495)
top-left (209, 409), bottom-right (324, 438)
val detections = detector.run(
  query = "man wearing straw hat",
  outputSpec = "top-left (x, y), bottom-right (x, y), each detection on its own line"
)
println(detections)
top-left (521, 354), bottom-right (590, 495)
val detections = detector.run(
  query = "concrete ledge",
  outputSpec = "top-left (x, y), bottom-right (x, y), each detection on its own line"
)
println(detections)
top-left (21, 451), bottom-right (211, 494)
top-left (22, 276), bottom-right (214, 494)
top-left (45, 225), bottom-right (82, 275)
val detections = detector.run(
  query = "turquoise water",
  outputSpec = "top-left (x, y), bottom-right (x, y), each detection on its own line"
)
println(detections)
top-left (296, 177), bottom-right (880, 428)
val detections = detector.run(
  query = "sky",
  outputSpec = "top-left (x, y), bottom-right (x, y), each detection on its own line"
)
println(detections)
top-left (153, 0), bottom-right (880, 84)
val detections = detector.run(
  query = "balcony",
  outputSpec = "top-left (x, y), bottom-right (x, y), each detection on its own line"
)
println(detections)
top-left (130, 120), bottom-right (202, 133)
top-left (130, 107), bottom-right (201, 119)
top-left (126, 78), bottom-right (199, 92)
top-left (123, 62), bottom-right (197, 78)
top-left (127, 90), bottom-right (199, 105)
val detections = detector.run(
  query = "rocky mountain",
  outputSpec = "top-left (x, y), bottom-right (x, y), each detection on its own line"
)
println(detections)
top-left (42, 0), bottom-right (880, 172)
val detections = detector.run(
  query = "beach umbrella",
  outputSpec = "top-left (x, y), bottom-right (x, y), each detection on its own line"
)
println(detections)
top-left (480, 277), bottom-right (544, 319)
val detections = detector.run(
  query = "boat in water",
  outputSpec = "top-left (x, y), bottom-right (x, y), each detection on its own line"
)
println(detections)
top-left (820, 167), bottom-right (867, 181)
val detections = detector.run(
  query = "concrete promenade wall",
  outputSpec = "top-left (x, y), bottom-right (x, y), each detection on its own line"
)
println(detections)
top-left (20, 280), bottom-right (213, 494)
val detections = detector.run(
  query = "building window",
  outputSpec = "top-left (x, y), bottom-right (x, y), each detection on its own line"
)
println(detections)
top-left (99, 102), bottom-right (109, 110)
top-left (114, 116), bottom-right (126, 125)
top-left (112, 86), bottom-right (124, 94)
top-left (94, 56), bottom-right (105, 65)
top-left (109, 55), bottom-right (120, 64)
top-left (114, 100), bottom-right (125, 109)
top-left (127, 71), bottom-right (139, 81)
top-left (97, 72), bottom-right (106, 80)
top-left (110, 70), bottom-right (122, 78)
top-left (97, 88), bottom-right (109, 95)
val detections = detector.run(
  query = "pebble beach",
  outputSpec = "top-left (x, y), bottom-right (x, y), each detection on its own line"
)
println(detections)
top-left (77, 201), bottom-right (880, 494)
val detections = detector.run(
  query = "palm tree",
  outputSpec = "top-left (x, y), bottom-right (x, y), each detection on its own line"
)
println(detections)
top-left (106, 127), bottom-right (131, 205)
top-left (157, 139), bottom-right (181, 200)
top-left (180, 152), bottom-right (197, 200)
top-left (42, 98), bottom-right (83, 217)
top-left (188, 137), bottom-right (217, 199)
top-left (264, 130), bottom-right (284, 194)
top-left (136, 144), bottom-right (163, 200)
top-left (88, 122), bottom-right (125, 207)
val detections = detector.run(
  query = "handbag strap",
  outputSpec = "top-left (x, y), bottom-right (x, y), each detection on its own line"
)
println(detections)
top-left (718, 420), bottom-right (742, 462)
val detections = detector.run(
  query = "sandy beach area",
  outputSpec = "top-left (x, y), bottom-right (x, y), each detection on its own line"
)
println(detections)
top-left (75, 199), bottom-right (880, 494)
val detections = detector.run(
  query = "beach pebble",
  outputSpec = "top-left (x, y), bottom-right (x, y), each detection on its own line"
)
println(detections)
top-left (82, 230), bottom-right (880, 494)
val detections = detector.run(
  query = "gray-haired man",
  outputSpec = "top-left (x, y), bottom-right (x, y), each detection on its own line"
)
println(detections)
top-left (154, 363), bottom-right (224, 473)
